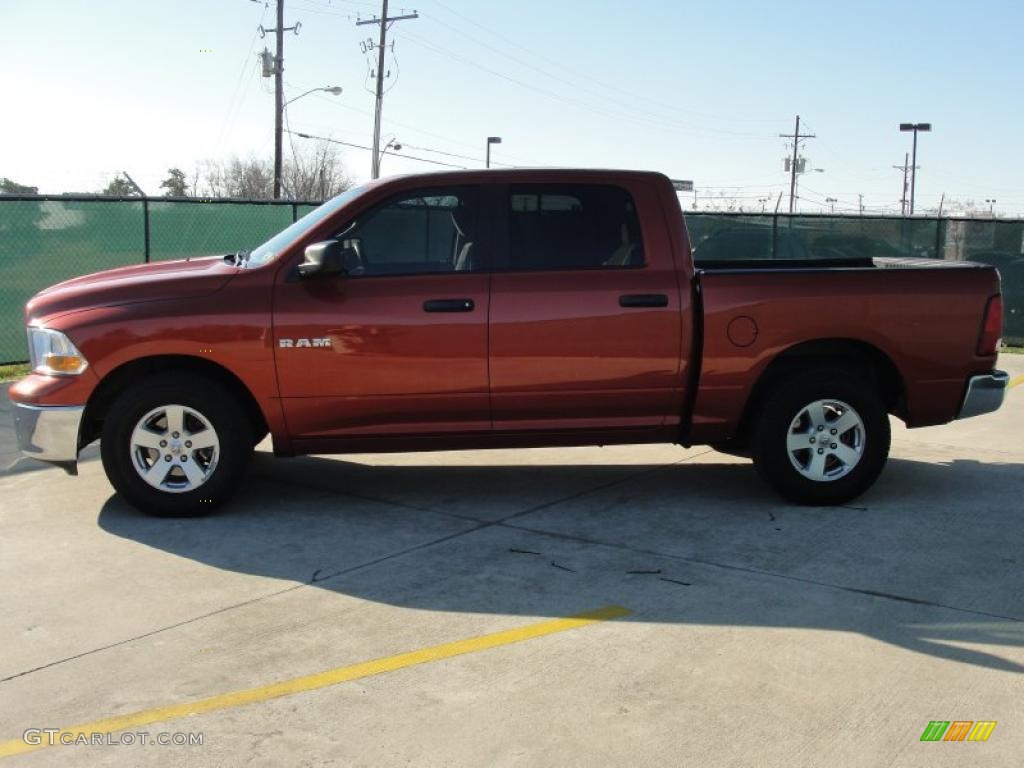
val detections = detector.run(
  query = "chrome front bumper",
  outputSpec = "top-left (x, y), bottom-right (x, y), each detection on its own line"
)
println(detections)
top-left (12, 402), bottom-right (85, 475)
top-left (957, 371), bottom-right (1009, 419)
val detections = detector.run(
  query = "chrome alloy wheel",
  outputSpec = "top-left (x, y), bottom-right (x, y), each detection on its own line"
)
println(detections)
top-left (129, 404), bottom-right (220, 493)
top-left (786, 399), bottom-right (865, 482)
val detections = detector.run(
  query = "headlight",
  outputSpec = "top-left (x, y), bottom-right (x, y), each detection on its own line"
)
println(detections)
top-left (27, 327), bottom-right (89, 376)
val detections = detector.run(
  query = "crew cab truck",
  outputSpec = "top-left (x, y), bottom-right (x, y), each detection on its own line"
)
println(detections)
top-left (10, 170), bottom-right (1009, 516)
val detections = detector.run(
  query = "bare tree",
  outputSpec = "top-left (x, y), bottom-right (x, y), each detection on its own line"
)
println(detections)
top-left (200, 156), bottom-right (275, 199)
top-left (198, 142), bottom-right (351, 201)
top-left (284, 140), bottom-right (352, 201)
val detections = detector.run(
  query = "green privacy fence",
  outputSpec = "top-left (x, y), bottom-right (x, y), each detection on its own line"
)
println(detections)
top-left (0, 196), bottom-right (314, 362)
top-left (1, 198), bottom-right (1022, 361)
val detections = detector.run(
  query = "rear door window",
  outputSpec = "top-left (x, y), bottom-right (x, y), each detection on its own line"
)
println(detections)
top-left (506, 184), bottom-right (644, 271)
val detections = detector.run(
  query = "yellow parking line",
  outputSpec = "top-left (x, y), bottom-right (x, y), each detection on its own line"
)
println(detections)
top-left (1009, 374), bottom-right (1024, 390)
top-left (0, 605), bottom-right (630, 759)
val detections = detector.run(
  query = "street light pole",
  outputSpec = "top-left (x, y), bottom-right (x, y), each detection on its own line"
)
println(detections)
top-left (285, 85), bottom-right (342, 107)
top-left (378, 136), bottom-right (402, 172)
top-left (985, 199), bottom-right (997, 217)
top-left (486, 136), bottom-right (502, 168)
top-left (900, 122), bottom-right (931, 215)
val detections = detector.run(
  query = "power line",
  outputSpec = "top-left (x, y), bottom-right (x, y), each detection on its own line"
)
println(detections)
top-left (289, 130), bottom-right (469, 169)
top-left (423, 0), bottom-right (788, 130)
top-left (397, 141), bottom-right (516, 168)
top-left (400, 31), bottom-right (779, 143)
top-left (216, 2), bottom-right (269, 154)
top-left (295, 82), bottom-right (537, 163)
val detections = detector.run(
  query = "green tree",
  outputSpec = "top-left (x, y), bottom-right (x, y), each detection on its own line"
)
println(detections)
top-left (102, 174), bottom-right (138, 196)
top-left (0, 177), bottom-right (38, 194)
top-left (160, 168), bottom-right (189, 197)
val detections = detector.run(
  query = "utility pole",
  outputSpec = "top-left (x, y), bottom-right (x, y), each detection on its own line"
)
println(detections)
top-left (357, 1), bottom-right (418, 179)
top-left (894, 153), bottom-right (911, 215)
top-left (274, 0), bottom-right (284, 198)
top-left (858, 194), bottom-right (864, 215)
top-left (779, 115), bottom-right (815, 213)
top-left (259, 1), bottom-right (301, 198)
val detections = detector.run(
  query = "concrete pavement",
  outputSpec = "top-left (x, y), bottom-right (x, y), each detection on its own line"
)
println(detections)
top-left (0, 355), bottom-right (1022, 767)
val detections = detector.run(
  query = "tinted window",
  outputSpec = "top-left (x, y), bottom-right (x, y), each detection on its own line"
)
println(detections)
top-left (507, 184), bottom-right (644, 271)
top-left (335, 187), bottom-right (482, 276)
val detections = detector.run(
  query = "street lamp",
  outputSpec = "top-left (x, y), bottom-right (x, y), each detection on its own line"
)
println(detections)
top-left (900, 122), bottom-right (931, 215)
top-left (826, 197), bottom-right (838, 214)
top-left (285, 86), bottom-right (343, 107)
top-left (486, 136), bottom-right (502, 168)
top-left (378, 136), bottom-right (402, 172)
top-left (985, 199), bottom-right (997, 217)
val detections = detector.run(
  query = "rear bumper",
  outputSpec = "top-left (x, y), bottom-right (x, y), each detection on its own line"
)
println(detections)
top-left (957, 371), bottom-right (1009, 419)
top-left (12, 402), bottom-right (84, 475)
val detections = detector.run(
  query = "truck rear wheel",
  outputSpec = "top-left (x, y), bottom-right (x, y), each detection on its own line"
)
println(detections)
top-left (100, 374), bottom-right (253, 516)
top-left (751, 368), bottom-right (890, 505)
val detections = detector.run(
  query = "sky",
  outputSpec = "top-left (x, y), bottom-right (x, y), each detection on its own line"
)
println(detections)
top-left (2, 0), bottom-right (1023, 215)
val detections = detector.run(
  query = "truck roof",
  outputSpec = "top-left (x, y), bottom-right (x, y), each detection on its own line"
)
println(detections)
top-left (365, 168), bottom-right (674, 186)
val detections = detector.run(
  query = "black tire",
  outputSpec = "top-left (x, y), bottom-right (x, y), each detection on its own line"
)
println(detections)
top-left (100, 373), bottom-right (253, 516)
top-left (751, 367), bottom-right (890, 505)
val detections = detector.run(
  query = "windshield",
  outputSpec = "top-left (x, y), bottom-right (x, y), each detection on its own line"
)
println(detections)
top-left (245, 185), bottom-right (368, 268)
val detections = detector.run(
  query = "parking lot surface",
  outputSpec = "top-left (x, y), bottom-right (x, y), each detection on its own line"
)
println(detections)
top-left (1, 356), bottom-right (1022, 767)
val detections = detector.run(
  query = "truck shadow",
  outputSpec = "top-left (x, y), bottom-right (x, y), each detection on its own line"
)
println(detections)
top-left (97, 451), bottom-right (1024, 674)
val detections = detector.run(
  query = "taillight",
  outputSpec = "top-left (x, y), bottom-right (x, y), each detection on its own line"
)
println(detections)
top-left (977, 294), bottom-right (1003, 356)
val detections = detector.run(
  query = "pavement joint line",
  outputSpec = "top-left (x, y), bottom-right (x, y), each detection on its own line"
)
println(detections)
top-left (1, 450), bottom-right (709, 684)
top-left (501, 521), bottom-right (1024, 624)
top-left (493, 449), bottom-right (717, 526)
top-left (0, 521), bottom-right (483, 685)
top-left (0, 605), bottom-right (631, 760)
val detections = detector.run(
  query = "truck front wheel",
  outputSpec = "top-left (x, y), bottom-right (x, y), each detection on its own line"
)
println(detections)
top-left (751, 368), bottom-right (890, 505)
top-left (100, 374), bottom-right (253, 516)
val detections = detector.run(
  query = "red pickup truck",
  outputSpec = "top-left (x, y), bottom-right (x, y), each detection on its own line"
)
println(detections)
top-left (10, 170), bottom-right (1008, 516)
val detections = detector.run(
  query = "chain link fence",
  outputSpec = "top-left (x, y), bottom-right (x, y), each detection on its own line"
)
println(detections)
top-left (1, 199), bottom-right (1022, 362)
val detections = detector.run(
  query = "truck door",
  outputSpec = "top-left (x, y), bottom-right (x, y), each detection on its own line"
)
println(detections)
top-left (273, 185), bottom-right (491, 441)
top-left (488, 181), bottom-right (688, 432)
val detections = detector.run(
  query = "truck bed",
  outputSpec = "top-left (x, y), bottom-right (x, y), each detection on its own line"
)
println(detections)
top-left (688, 260), bottom-right (1002, 443)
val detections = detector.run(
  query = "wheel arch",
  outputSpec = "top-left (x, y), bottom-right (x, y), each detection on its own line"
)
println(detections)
top-left (732, 338), bottom-right (905, 448)
top-left (81, 355), bottom-right (268, 447)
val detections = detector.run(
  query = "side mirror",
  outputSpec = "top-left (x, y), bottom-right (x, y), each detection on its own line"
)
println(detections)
top-left (298, 240), bottom-right (349, 279)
